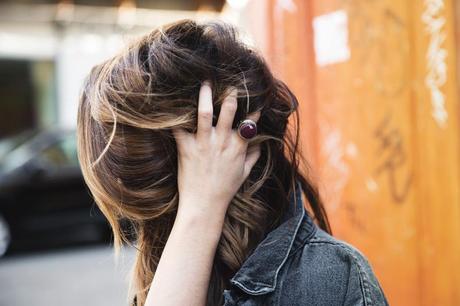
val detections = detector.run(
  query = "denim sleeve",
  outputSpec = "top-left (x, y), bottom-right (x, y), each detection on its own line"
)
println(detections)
top-left (339, 241), bottom-right (389, 306)
top-left (305, 229), bottom-right (389, 306)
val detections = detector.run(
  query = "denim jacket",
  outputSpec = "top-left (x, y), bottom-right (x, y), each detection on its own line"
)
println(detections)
top-left (223, 180), bottom-right (389, 306)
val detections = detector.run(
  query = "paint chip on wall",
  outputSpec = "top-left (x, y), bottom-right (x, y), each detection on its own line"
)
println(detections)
top-left (313, 10), bottom-right (350, 67)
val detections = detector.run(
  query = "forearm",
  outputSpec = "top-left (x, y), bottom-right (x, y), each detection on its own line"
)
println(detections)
top-left (144, 80), bottom-right (261, 306)
top-left (144, 200), bottom-right (226, 306)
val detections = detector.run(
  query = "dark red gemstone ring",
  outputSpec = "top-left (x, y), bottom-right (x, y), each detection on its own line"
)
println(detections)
top-left (237, 119), bottom-right (257, 140)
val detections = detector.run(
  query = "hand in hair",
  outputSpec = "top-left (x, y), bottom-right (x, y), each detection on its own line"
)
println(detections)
top-left (172, 80), bottom-right (261, 221)
top-left (145, 80), bottom-right (261, 306)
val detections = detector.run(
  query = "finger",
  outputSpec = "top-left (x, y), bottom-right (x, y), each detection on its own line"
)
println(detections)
top-left (243, 144), bottom-right (261, 180)
top-left (171, 127), bottom-right (189, 148)
top-left (197, 80), bottom-right (213, 139)
top-left (216, 87), bottom-right (238, 136)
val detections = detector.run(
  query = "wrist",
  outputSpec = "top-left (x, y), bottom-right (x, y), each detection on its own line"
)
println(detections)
top-left (174, 200), bottom-right (227, 236)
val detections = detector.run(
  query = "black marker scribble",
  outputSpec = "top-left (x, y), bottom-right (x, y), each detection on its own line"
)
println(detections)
top-left (373, 113), bottom-right (413, 204)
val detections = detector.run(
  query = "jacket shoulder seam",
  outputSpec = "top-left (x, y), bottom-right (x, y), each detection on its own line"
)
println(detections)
top-left (306, 239), bottom-right (374, 306)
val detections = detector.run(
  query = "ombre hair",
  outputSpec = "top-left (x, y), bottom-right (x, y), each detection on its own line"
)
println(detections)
top-left (76, 19), bottom-right (331, 306)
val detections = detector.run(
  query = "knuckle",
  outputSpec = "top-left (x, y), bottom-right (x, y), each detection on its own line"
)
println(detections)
top-left (196, 142), bottom-right (208, 153)
top-left (220, 138), bottom-right (231, 150)
top-left (223, 99), bottom-right (237, 111)
top-left (198, 110), bottom-right (213, 120)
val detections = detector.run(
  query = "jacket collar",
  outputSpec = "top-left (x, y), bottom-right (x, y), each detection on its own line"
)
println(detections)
top-left (229, 179), bottom-right (317, 295)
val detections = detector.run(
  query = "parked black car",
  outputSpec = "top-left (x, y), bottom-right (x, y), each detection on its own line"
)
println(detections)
top-left (0, 129), bottom-right (112, 256)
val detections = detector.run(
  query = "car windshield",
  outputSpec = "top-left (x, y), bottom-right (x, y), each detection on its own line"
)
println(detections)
top-left (0, 130), bottom-right (78, 174)
top-left (38, 134), bottom-right (78, 167)
top-left (0, 130), bottom-right (38, 161)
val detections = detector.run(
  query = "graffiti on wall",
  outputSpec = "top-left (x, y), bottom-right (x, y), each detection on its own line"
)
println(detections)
top-left (373, 112), bottom-right (413, 204)
top-left (346, 0), bottom-right (410, 99)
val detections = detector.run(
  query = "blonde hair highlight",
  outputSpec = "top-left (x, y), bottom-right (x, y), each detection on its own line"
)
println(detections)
top-left (77, 19), bottom-right (330, 306)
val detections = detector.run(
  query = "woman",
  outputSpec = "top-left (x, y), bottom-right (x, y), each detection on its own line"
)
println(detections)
top-left (76, 19), bottom-right (389, 306)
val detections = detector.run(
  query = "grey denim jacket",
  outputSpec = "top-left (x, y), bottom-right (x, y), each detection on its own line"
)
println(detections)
top-left (223, 180), bottom-right (389, 306)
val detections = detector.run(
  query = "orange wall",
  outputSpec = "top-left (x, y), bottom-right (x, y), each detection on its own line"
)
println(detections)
top-left (245, 0), bottom-right (460, 305)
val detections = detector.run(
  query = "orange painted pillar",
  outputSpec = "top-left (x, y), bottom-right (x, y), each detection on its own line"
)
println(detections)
top-left (244, 0), bottom-right (460, 305)
top-left (245, 0), bottom-right (320, 169)
top-left (412, 1), bottom-right (460, 305)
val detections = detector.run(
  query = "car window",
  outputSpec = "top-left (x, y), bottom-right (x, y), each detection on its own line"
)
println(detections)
top-left (0, 130), bottom-right (37, 161)
top-left (38, 134), bottom-right (78, 167)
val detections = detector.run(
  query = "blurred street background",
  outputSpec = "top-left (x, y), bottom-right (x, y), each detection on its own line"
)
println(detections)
top-left (0, 0), bottom-right (460, 305)
top-left (0, 245), bottom-right (135, 306)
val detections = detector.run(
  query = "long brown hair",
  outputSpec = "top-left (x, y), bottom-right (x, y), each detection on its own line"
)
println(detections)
top-left (76, 19), bottom-right (331, 306)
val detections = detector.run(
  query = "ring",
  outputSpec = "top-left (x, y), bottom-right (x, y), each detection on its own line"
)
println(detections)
top-left (237, 119), bottom-right (257, 140)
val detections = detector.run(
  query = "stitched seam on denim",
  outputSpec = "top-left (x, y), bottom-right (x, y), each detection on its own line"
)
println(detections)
top-left (270, 202), bottom-right (306, 288)
top-left (235, 280), bottom-right (271, 287)
top-left (234, 206), bottom-right (307, 295)
top-left (287, 219), bottom-right (318, 260)
top-left (306, 241), bottom-right (374, 306)
top-left (232, 181), bottom-right (306, 297)
top-left (276, 264), bottom-right (286, 306)
top-left (231, 280), bottom-right (273, 296)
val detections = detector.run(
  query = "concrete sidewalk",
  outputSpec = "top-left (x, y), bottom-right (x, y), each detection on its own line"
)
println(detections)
top-left (0, 245), bottom-right (136, 306)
